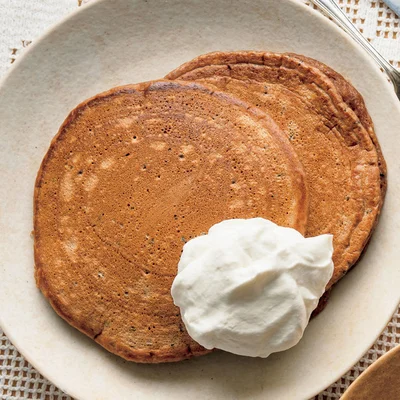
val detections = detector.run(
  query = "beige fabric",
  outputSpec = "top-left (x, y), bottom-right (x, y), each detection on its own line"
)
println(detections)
top-left (0, 0), bottom-right (399, 398)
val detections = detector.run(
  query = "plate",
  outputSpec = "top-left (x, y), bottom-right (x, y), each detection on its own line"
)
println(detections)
top-left (0, 0), bottom-right (400, 399)
top-left (341, 345), bottom-right (400, 399)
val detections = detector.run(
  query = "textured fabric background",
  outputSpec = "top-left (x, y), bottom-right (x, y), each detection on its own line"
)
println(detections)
top-left (0, 0), bottom-right (399, 399)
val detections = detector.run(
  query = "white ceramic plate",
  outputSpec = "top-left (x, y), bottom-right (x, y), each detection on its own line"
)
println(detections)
top-left (0, 1), bottom-right (400, 399)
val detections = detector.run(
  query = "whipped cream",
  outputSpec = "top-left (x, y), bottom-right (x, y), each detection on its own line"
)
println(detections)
top-left (171, 218), bottom-right (333, 358)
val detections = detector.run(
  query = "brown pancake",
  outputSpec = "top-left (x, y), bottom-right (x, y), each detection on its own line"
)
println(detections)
top-left (286, 53), bottom-right (387, 197)
top-left (34, 80), bottom-right (309, 363)
top-left (166, 51), bottom-right (384, 289)
top-left (287, 54), bottom-right (387, 316)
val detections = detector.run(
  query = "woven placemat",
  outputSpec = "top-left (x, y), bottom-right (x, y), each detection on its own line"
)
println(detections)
top-left (0, 0), bottom-right (399, 399)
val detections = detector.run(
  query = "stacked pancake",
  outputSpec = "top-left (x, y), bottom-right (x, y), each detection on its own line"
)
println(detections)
top-left (34, 52), bottom-right (386, 363)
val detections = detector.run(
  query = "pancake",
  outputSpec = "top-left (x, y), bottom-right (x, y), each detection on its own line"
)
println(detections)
top-left (286, 53), bottom-right (387, 197)
top-left (290, 55), bottom-right (387, 316)
top-left (34, 80), bottom-right (309, 363)
top-left (166, 51), bottom-right (384, 289)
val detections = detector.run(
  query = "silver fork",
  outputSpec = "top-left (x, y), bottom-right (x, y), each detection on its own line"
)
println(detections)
top-left (309, 0), bottom-right (400, 100)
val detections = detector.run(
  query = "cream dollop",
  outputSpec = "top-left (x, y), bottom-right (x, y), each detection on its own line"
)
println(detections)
top-left (171, 218), bottom-right (333, 358)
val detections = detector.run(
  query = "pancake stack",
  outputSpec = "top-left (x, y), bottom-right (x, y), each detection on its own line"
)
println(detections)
top-left (34, 52), bottom-right (386, 363)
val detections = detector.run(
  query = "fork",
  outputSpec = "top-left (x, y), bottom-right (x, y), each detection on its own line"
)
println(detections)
top-left (309, 0), bottom-right (400, 100)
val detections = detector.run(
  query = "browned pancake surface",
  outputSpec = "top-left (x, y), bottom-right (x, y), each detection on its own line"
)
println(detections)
top-left (34, 80), bottom-right (308, 363)
top-left (286, 52), bottom-right (387, 197)
top-left (166, 51), bottom-right (383, 288)
top-left (287, 54), bottom-right (387, 315)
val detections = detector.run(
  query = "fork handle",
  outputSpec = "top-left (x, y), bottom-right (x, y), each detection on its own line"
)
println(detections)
top-left (309, 0), bottom-right (400, 98)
